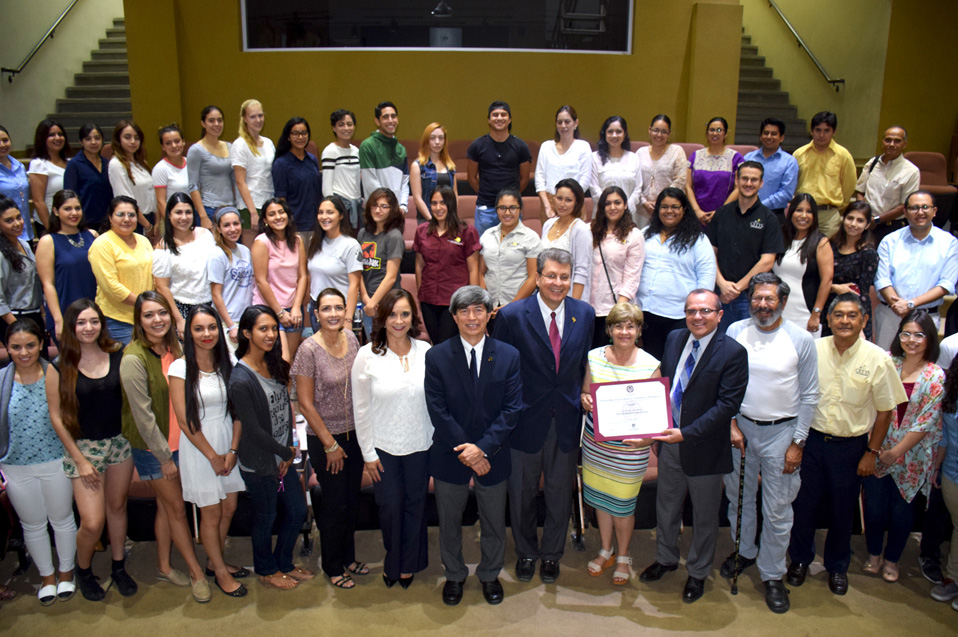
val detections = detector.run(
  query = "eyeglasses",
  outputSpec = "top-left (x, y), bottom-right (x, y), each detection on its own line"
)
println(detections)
top-left (659, 204), bottom-right (683, 212)
top-left (750, 295), bottom-right (779, 304)
top-left (540, 273), bottom-right (571, 282)
top-left (685, 308), bottom-right (718, 317)
top-left (708, 128), bottom-right (725, 134)
top-left (373, 203), bottom-right (391, 210)
top-left (899, 331), bottom-right (927, 341)
top-left (906, 204), bottom-right (934, 212)
top-left (289, 131), bottom-right (309, 138)
top-left (650, 128), bottom-right (670, 136)
top-left (496, 205), bottom-right (520, 213)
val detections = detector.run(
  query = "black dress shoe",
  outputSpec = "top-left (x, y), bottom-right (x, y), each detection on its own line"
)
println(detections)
top-left (399, 575), bottom-right (414, 590)
top-left (481, 578), bottom-right (504, 605)
top-left (639, 561), bottom-right (678, 582)
top-left (764, 579), bottom-right (790, 613)
top-left (828, 571), bottom-right (848, 595)
top-left (540, 560), bottom-right (560, 583)
top-left (785, 562), bottom-right (808, 587)
top-left (206, 566), bottom-right (251, 579)
top-left (383, 574), bottom-right (398, 588)
top-left (515, 558), bottom-right (536, 582)
top-left (442, 580), bottom-right (464, 606)
top-left (682, 576), bottom-right (705, 604)
top-left (719, 551), bottom-right (757, 579)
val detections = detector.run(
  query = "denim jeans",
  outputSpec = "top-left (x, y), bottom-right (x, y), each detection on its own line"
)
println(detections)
top-left (863, 473), bottom-right (915, 563)
top-left (474, 205), bottom-right (499, 238)
top-left (241, 469), bottom-right (307, 576)
top-left (105, 317), bottom-right (134, 346)
top-left (719, 294), bottom-right (750, 333)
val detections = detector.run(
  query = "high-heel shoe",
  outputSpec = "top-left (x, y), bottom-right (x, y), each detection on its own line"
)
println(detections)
top-left (383, 574), bottom-right (398, 588)
top-left (399, 575), bottom-right (414, 589)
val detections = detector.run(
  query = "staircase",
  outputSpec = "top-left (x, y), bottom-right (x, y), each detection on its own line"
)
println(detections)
top-left (735, 32), bottom-right (806, 153)
top-left (51, 18), bottom-right (130, 144)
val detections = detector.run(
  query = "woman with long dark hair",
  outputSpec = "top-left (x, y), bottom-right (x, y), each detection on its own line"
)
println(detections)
top-left (773, 193), bottom-right (834, 335)
top-left (306, 195), bottom-right (362, 329)
top-left (414, 186), bottom-right (480, 343)
top-left (590, 186), bottom-right (645, 347)
top-left (47, 299), bottom-right (135, 601)
top-left (0, 194), bottom-right (44, 346)
top-left (0, 319), bottom-right (77, 605)
top-left (64, 123), bottom-right (113, 228)
top-left (636, 188), bottom-right (716, 360)
top-left (273, 116), bottom-right (322, 234)
top-left (120, 291), bottom-right (209, 602)
top-left (353, 289), bottom-right (433, 588)
top-left (209, 206), bottom-right (254, 350)
top-left (636, 114), bottom-right (687, 224)
top-left (357, 187), bottom-right (404, 336)
top-left (108, 120), bottom-right (155, 236)
top-left (28, 118), bottom-right (71, 230)
top-left (824, 201), bottom-right (878, 339)
top-left (36, 190), bottom-right (98, 341)
top-left (230, 305), bottom-right (309, 590)
top-left (153, 192), bottom-right (216, 337)
top-left (169, 304), bottom-right (247, 597)
top-left (590, 116), bottom-right (643, 224)
top-left (535, 105), bottom-right (592, 220)
top-left (541, 178), bottom-right (592, 300)
top-left (187, 105), bottom-right (235, 229)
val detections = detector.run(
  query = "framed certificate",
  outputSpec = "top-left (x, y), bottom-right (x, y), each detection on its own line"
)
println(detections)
top-left (590, 377), bottom-right (673, 442)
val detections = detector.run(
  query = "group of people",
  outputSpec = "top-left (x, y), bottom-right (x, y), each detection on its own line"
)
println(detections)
top-left (0, 100), bottom-right (957, 618)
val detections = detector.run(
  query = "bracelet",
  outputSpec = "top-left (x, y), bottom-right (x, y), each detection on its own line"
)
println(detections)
top-left (867, 447), bottom-right (880, 456)
top-left (278, 308), bottom-right (288, 317)
top-left (228, 325), bottom-right (238, 331)
top-left (324, 441), bottom-right (340, 454)
top-left (228, 448), bottom-right (238, 455)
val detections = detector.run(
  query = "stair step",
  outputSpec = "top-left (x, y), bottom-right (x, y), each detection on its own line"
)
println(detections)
top-left (74, 72), bottom-right (130, 86)
top-left (113, 18), bottom-right (125, 27)
top-left (98, 38), bottom-right (127, 49)
top-left (82, 60), bottom-right (129, 73)
top-left (741, 44), bottom-right (758, 56)
top-left (55, 112), bottom-right (132, 128)
top-left (740, 54), bottom-right (766, 67)
top-left (66, 86), bottom-right (131, 99)
top-left (738, 89), bottom-right (791, 104)
top-left (91, 49), bottom-right (128, 60)
top-left (105, 27), bottom-right (126, 38)
top-left (739, 77), bottom-right (781, 91)
top-left (56, 98), bottom-right (132, 113)
top-left (738, 103), bottom-right (798, 118)
top-left (741, 35), bottom-right (751, 45)
top-left (739, 66), bottom-right (774, 79)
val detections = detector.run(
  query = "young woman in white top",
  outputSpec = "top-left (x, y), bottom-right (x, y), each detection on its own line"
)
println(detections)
top-left (306, 196), bottom-right (362, 329)
top-left (209, 207), bottom-right (253, 348)
top-left (152, 123), bottom-right (189, 229)
top-left (321, 109), bottom-right (362, 229)
top-left (152, 192), bottom-right (216, 337)
top-left (540, 178), bottom-right (593, 300)
top-left (187, 105), bottom-right (234, 230)
top-left (636, 114), bottom-right (687, 225)
top-left (535, 105), bottom-right (592, 220)
top-left (590, 116), bottom-right (643, 224)
top-left (28, 118), bottom-right (71, 229)
top-left (231, 99), bottom-right (275, 230)
top-left (108, 120), bottom-right (155, 236)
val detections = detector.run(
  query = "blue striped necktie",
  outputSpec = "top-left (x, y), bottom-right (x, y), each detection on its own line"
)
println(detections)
top-left (671, 340), bottom-right (700, 424)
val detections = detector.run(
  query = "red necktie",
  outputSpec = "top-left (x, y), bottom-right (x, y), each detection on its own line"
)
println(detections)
top-left (549, 311), bottom-right (561, 372)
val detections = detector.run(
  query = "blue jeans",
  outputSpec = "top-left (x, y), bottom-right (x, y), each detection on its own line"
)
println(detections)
top-left (863, 474), bottom-right (915, 563)
top-left (719, 294), bottom-right (750, 333)
top-left (130, 449), bottom-right (179, 481)
top-left (474, 205), bottom-right (498, 238)
top-left (105, 317), bottom-right (134, 345)
top-left (241, 469), bottom-right (307, 576)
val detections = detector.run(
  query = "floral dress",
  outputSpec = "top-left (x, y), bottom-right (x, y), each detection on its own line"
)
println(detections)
top-left (875, 357), bottom-right (944, 503)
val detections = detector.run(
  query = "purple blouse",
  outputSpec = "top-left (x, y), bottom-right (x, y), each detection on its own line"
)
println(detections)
top-left (689, 148), bottom-right (744, 213)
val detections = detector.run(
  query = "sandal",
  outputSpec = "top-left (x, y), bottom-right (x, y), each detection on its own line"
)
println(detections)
top-left (588, 548), bottom-right (616, 577)
top-left (346, 562), bottom-right (369, 575)
top-left (882, 561), bottom-right (899, 583)
top-left (259, 572), bottom-right (298, 590)
top-left (328, 573), bottom-right (355, 589)
top-left (862, 555), bottom-right (883, 575)
top-left (0, 585), bottom-right (17, 602)
top-left (613, 556), bottom-right (632, 586)
top-left (284, 566), bottom-right (316, 582)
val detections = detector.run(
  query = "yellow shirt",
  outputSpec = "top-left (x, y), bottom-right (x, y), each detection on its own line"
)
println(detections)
top-left (794, 139), bottom-right (857, 209)
top-left (88, 230), bottom-right (154, 324)
top-left (813, 336), bottom-right (906, 437)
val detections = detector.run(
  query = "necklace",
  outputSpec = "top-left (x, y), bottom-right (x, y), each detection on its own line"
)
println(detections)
top-left (319, 331), bottom-right (351, 423)
top-left (65, 232), bottom-right (85, 248)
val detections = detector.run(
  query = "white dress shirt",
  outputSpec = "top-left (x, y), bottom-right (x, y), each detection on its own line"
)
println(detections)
top-left (536, 293), bottom-right (566, 339)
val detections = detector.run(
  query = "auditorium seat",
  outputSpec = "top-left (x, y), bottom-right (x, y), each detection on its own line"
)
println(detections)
top-left (399, 139), bottom-right (418, 165)
top-left (675, 142), bottom-right (704, 159)
top-left (904, 151), bottom-right (958, 227)
top-left (630, 141), bottom-right (651, 152)
top-left (447, 139), bottom-right (471, 183)
top-left (458, 194), bottom-right (477, 221)
top-left (728, 144), bottom-right (758, 156)
top-left (402, 217), bottom-right (418, 250)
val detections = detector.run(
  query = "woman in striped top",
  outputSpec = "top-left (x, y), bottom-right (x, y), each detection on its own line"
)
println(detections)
top-left (579, 302), bottom-right (660, 586)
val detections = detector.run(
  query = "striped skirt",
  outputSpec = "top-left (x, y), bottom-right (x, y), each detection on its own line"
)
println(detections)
top-left (582, 414), bottom-right (650, 517)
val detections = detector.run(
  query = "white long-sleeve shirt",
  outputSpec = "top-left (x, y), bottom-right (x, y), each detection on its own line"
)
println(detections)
top-left (534, 139), bottom-right (592, 194)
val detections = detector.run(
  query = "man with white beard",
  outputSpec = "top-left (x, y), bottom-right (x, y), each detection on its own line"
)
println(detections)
top-left (722, 272), bottom-right (819, 613)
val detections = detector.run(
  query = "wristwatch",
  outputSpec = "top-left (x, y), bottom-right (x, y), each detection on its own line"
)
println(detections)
top-left (907, 300), bottom-right (915, 310)
top-left (792, 438), bottom-right (806, 448)
top-left (812, 307), bottom-right (821, 314)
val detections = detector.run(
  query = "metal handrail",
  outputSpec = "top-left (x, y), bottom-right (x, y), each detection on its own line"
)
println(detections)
top-left (768, 0), bottom-right (845, 92)
top-left (2, 0), bottom-right (81, 83)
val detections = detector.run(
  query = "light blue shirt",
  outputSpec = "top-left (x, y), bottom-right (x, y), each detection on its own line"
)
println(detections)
top-left (636, 233), bottom-right (716, 319)
top-left (875, 226), bottom-right (958, 306)
top-left (0, 157), bottom-right (32, 241)
top-left (744, 147), bottom-right (798, 211)
top-left (941, 411), bottom-right (958, 486)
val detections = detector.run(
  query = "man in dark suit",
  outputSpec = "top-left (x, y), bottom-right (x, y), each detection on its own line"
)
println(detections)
top-left (425, 285), bottom-right (522, 607)
top-left (493, 248), bottom-right (595, 584)
top-left (639, 289), bottom-right (749, 603)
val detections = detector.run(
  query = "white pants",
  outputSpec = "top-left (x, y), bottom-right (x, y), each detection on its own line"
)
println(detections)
top-left (875, 302), bottom-right (940, 351)
top-left (1, 459), bottom-right (77, 576)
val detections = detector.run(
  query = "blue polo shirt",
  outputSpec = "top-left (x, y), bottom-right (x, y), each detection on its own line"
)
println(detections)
top-left (64, 152), bottom-right (113, 227)
top-left (272, 151), bottom-right (322, 232)
top-left (744, 147), bottom-right (798, 211)
top-left (0, 157), bottom-right (31, 240)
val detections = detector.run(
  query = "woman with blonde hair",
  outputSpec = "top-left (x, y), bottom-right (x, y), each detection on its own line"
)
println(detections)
top-left (108, 120), bottom-right (155, 235)
top-left (231, 99), bottom-right (275, 230)
top-left (410, 122), bottom-right (457, 223)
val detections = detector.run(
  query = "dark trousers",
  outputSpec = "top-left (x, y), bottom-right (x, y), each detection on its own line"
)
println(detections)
top-left (719, 294), bottom-right (750, 333)
top-left (641, 312), bottom-right (686, 362)
top-left (240, 469), bottom-right (307, 576)
top-left (592, 315), bottom-right (610, 349)
top-left (308, 433), bottom-right (363, 577)
top-left (373, 448), bottom-right (430, 579)
top-left (420, 302), bottom-right (458, 344)
top-left (920, 485), bottom-right (953, 563)
top-left (508, 420), bottom-right (578, 562)
top-left (863, 474), bottom-right (915, 563)
top-left (789, 429), bottom-right (867, 574)
top-left (435, 477), bottom-right (508, 582)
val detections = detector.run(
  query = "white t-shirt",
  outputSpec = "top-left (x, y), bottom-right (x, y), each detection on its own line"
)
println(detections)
top-left (27, 158), bottom-right (66, 210)
top-left (152, 228), bottom-right (217, 304)
top-left (207, 243), bottom-right (254, 326)
top-left (108, 157), bottom-right (156, 215)
top-left (230, 136), bottom-right (275, 209)
top-left (151, 158), bottom-right (190, 201)
top-left (306, 234), bottom-right (363, 301)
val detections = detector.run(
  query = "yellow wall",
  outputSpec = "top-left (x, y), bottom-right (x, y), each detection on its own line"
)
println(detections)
top-left (125, 0), bottom-right (743, 162)
top-left (878, 0), bottom-right (958, 160)
top-left (740, 0), bottom-right (892, 159)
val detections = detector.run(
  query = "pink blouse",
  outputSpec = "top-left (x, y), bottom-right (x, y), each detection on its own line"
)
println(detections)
top-left (252, 233), bottom-right (300, 308)
top-left (590, 227), bottom-right (645, 317)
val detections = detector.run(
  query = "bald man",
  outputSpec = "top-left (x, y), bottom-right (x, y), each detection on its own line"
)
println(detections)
top-left (855, 126), bottom-right (920, 244)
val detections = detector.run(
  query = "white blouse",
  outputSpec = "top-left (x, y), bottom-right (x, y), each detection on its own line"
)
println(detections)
top-left (152, 228), bottom-right (216, 304)
top-left (534, 139), bottom-right (592, 194)
top-left (27, 158), bottom-right (66, 210)
top-left (351, 338), bottom-right (434, 462)
top-left (108, 157), bottom-right (157, 215)
top-left (589, 150), bottom-right (643, 217)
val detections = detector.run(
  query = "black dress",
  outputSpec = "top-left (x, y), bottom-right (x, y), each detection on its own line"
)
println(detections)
top-left (822, 247), bottom-right (878, 339)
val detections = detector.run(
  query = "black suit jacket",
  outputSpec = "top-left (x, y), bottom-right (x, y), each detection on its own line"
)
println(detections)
top-left (424, 337), bottom-right (522, 486)
top-left (660, 328), bottom-right (748, 476)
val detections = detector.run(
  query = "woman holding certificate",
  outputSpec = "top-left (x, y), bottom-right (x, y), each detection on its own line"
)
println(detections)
top-left (579, 302), bottom-right (660, 586)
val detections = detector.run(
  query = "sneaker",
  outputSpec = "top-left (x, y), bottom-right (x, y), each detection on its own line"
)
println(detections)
top-left (920, 557), bottom-right (944, 585)
top-left (931, 578), bottom-right (958, 602)
top-left (111, 567), bottom-right (138, 597)
top-left (952, 597), bottom-right (958, 612)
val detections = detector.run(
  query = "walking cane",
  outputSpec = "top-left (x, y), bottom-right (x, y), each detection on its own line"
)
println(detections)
top-left (731, 441), bottom-right (747, 595)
